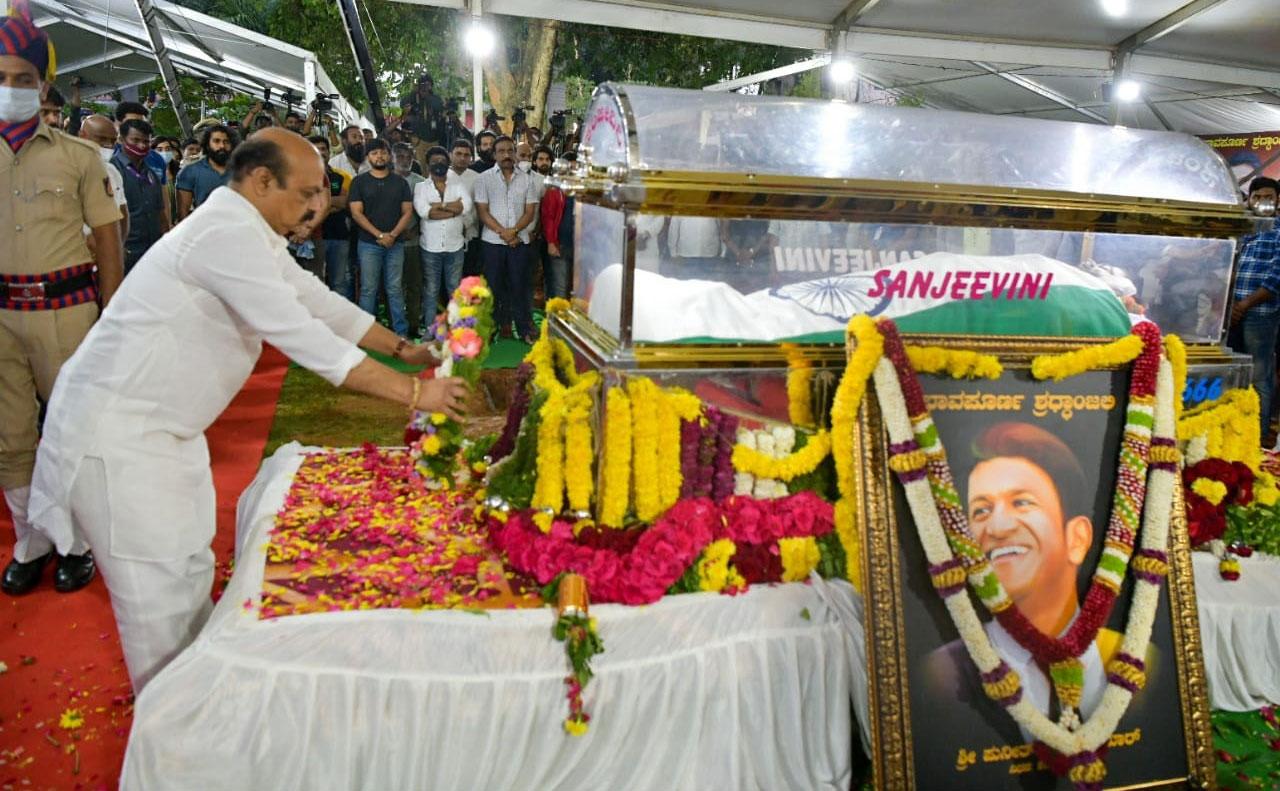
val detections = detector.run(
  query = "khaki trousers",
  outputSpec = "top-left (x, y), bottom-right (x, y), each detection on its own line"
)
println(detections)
top-left (0, 303), bottom-right (97, 491)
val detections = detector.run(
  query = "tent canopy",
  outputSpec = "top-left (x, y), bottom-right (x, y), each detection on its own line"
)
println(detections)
top-left (34, 0), bottom-right (361, 124)
top-left (399, 0), bottom-right (1280, 134)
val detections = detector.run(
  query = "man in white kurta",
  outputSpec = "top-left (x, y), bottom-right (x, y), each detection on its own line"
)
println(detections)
top-left (28, 129), bottom-right (467, 691)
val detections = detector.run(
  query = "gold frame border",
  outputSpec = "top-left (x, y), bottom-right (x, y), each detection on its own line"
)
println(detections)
top-left (853, 339), bottom-right (1218, 790)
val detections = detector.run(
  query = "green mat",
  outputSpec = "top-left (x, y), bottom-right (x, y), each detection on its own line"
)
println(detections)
top-left (1213, 707), bottom-right (1280, 790)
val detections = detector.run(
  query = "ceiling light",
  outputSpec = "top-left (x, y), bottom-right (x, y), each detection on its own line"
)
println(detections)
top-left (829, 58), bottom-right (856, 84)
top-left (464, 23), bottom-right (495, 58)
top-left (1115, 80), bottom-right (1141, 102)
top-left (1100, 0), bottom-right (1128, 17)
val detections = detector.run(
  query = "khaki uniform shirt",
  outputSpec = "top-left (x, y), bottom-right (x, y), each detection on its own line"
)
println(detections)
top-left (1, 122), bottom-right (121, 277)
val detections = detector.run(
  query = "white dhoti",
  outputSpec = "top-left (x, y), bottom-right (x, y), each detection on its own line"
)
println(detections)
top-left (68, 457), bottom-right (215, 689)
top-left (28, 187), bottom-right (376, 691)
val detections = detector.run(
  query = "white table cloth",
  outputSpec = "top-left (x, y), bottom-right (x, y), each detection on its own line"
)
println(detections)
top-left (122, 444), bottom-right (870, 791)
top-left (1193, 550), bottom-right (1280, 711)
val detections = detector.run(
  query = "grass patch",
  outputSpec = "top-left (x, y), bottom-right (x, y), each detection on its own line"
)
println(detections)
top-left (265, 365), bottom-right (408, 455)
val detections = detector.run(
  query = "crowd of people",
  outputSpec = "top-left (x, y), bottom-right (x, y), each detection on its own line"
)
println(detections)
top-left (36, 72), bottom-right (579, 346)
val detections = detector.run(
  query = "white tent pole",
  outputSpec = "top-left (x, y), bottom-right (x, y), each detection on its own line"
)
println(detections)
top-left (132, 0), bottom-right (193, 137)
top-left (471, 1), bottom-right (483, 136)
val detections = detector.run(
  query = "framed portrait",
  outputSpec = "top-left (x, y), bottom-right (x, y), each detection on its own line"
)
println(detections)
top-left (855, 342), bottom-right (1215, 790)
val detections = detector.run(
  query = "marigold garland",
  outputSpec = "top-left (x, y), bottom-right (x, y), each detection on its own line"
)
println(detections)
top-left (563, 392), bottom-right (595, 513)
top-left (1030, 333), bottom-right (1144, 381)
top-left (831, 315), bottom-right (884, 593)
top-left (697, 538), bottom-right (745, 593)
top-left (628, 377), bottom-right (662, 523)
top-left (1163, 335), bottom-right (1187, 420)
top-left (599, 387), bottom-right (632, 527)
top-left (732, 429), bottom-right (832, 481)
top-left (1190, 477), bottom-right (1228, 506)
top-left (784, 343), bottom-right (816, 428)
top-left (904, 344), bottom-right (1002, 380)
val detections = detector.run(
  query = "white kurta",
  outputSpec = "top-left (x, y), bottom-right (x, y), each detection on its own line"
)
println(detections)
top-left (32, 186), bottom-right (374, 556)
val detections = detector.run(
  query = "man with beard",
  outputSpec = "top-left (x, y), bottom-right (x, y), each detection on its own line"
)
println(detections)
top-left (27, 129), bottom-right (469, 690)
top-left (348, 139), bottom-right (413, 336)
top-left (329, 124), bottom-right (370, 177)
top-left (469, 130), bottom-right (496, 173)
top-left (111, 118), bottom-right (170, 273)
top-left (175, 124), bottom-right (232, 220)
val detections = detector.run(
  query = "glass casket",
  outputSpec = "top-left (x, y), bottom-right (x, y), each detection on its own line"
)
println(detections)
top-left (549, 83), bottom-right (1256, 498)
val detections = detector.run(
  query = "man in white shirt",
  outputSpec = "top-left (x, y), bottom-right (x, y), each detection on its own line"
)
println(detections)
top-left (474, 135), bottom-right (541, 342)
top-left (449, 138), bottom-right (480, 277)
top-left (413, 145), bottom-right (471, 330)
top-left (28, 129), bottom-right (468, 691)
top-left (328, 124), bottom-right (370, 178)
top-left (666, 216), bottom-right (722, 274)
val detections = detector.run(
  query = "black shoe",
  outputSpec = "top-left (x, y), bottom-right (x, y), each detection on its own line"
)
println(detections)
top-left (54, 552), bottom-right (96, 593)
top-left (2, 551), bottom-right (54, 595)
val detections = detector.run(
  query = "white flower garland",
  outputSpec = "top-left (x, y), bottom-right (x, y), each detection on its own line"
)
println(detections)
top-left (872, 353), bottom-right (1177, 766)
top-left (733, 426), bottom-right (794, 499)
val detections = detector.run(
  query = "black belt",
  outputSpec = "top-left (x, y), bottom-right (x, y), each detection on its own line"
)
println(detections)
top-left (0, 270), bottom-right (97, 302)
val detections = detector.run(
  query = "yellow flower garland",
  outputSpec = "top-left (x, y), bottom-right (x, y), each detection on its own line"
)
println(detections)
top-left (732, 430), bottom-right (832, 481)
top-left (599, 387), bottom-right (633, 527)
top-left (563, 391), bottom-right (595, 513)
top-left (628, 377), bottom-right (662, 523)
top-left (1164, 335), bottom-right (1187, 420)
top-left (1030, 334), bottom-right (1144, 381)
top-left (532, 395), bottom-right (566, 531)
top-left (830, 315), bottom-right (885, 594)
top-left (784, 344), bottom-right (816, 428)
top-left (904, 345), bottom-right (1002, 380)
top-left (1178, 388), bottom-right (1261, 470)
top-left (779, 536), bottom-right (821, 582)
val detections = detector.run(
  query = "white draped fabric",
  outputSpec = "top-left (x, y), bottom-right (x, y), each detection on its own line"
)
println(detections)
top-left (123, 444), bottom-right (870, 791)
top-left (1193, 551), bottom-right (1280, 711)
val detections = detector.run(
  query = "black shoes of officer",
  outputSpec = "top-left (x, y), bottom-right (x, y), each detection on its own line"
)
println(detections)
top-left (2, 550), bottom-right (54, 595)
top-left (54, 552), bottom-right (96, 593)
top-left (1, 551), bottom-right (95, 595)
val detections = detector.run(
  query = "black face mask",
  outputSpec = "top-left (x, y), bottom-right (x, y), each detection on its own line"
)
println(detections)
top-left (346, 143), bottom-right (365, 163)
top-left (429, 162), bottom-right (449, 177)
top-left (207, 149), bottom-right (231, 166)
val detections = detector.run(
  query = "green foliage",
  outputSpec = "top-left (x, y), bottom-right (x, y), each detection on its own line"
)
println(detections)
top-left (554, 25), bottom-right (805, 89)
top-left (486, 389), bottom-right (548, 508)
top-left (142, 75), bottom-right (257, 138)
top-left (815, 531), bottom-right (849, 583)
top-left (1225, 502), bottom-right (1280, 556)
top-left (791, 70), bottom-right (824, 100)
top-left (786, 432), bottom-right (837, 500)
top-left (894, 91), bottom-right (928, 108)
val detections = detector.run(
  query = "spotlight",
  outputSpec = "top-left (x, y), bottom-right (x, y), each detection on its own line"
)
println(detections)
top-left (464, 23), bottom-right (495, 57)
top-left (829, 58), bottom-right (856, 84)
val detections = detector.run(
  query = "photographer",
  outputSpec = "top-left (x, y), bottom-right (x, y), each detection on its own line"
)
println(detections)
top-left (401, 74), bottom-right (445, 166)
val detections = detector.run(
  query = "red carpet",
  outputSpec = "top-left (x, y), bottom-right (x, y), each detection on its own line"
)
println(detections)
top-left (0, 346), bottom-right (289, 790)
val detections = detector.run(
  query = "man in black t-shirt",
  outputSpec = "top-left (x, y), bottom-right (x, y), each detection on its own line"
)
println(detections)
top-left (309, 136), bottom-right (355, 300)
top-left (348, 140), bottom-right (414, 336)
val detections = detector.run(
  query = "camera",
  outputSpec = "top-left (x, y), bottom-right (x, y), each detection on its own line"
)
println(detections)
top-left (261, 87), bottom-right (274, 111)
top-left (445, 97), bottom-right (463, 116)
top-left (549, 109), bottom-right (570, 130)
top-left (312, 94), bottom-right (338, 114)
top-left (511, 105), bottom-right (534, 125)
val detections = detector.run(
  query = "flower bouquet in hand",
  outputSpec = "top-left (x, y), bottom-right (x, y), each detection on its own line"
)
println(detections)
top-left (406, 276), bottom-right (495, 488)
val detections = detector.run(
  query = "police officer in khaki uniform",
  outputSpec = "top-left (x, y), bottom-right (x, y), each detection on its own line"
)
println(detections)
top-left (1, 5), bottom-right (123, 595)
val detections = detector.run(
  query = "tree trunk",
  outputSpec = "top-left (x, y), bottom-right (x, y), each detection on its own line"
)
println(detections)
top-left (526, 20), bottom-right (559, 130)
top-left (482, 17), bottom-right (559, 134)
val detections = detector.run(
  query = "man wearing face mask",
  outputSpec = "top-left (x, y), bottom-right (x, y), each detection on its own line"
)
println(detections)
top-left (1, 6), bottom-right (123, 596)
top-left (474, 135), bottom-right (541, 341)
top-left (392, 142), bottom-right (427, 334)
top-left (469, 130), bottom-right (496, 174)
top-left (329, 124), bottom-right (370, 177)
top-left (413, 145), bottom-right (470, 331)
top-left (78, 114), bottom-right (129, 246)
top-left (28, 128), bottom-right (469, 689)
top-left (111, 118), bottom-right (170, 273)
top-left (175, 125), bottom-right (232, 220)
